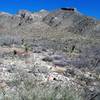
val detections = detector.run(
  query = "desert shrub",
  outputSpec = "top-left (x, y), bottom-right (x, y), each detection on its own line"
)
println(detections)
top-left (0, 35), bottom-right (22, 46)
top-left (0, 70), bottom-right (83, 100)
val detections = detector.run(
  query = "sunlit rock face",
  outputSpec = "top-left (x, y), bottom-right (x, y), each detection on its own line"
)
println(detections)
top-left (43, 8), bottom-right (97, 37)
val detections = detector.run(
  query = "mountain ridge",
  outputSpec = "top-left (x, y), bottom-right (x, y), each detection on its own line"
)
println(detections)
top-left (0, 8), bottom-right (100, 100)
top-left (0, 8), bottom-right (99, 38)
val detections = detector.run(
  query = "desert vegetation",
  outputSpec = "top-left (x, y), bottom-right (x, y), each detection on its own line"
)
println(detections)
top-left (0, 9), bottom-right (100, 100)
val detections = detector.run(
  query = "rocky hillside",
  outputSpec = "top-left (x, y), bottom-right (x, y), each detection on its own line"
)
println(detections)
top-left (0, 9), bottom-right (100, 100)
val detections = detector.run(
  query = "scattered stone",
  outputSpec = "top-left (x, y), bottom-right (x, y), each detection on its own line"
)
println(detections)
top-left (42, 56), bottom-right (53, 62)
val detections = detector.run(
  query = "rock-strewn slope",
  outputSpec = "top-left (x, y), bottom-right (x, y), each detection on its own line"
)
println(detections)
top-left (0, 9), bottom-right (100, 100)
